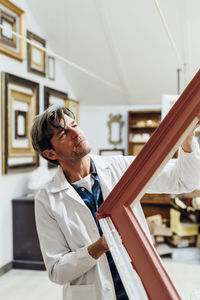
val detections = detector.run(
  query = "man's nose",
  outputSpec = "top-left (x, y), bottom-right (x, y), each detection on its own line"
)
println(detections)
top-left (70, 126), bottom-right (79, 137)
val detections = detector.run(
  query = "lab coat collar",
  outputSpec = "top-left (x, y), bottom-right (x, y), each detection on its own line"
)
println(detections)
top-left (48, 154), bottom-right (112, 193)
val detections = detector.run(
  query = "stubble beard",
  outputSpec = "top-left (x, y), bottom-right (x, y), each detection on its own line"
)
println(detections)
top-left (73, 142), bottom-right (92, 160)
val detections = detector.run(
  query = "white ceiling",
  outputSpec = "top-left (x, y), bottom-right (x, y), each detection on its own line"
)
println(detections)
top-left (26, 0), bottom-right (200, 105)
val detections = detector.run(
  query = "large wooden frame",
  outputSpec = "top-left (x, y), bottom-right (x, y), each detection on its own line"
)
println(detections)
top-left (1, 73), bottom-right (39, 174)
top-left (97, 69), bottom-right (200, 299)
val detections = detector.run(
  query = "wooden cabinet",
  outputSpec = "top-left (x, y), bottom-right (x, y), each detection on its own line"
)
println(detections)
top-left (12, 198), bottom-right (45, 270)
top-left (128, 110), bottom-right (161, 156)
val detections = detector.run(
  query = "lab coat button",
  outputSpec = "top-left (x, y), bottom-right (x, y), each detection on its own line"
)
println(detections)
top-left (105, 286), bottom-right (112, 291)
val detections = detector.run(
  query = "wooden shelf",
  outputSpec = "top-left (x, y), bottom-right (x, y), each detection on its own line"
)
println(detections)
top-left (128, 110), bottom-right (161, 156)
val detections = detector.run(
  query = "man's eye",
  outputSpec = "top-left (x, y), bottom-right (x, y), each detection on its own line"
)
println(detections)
top-left (59, 130), bottom-right (67, 138)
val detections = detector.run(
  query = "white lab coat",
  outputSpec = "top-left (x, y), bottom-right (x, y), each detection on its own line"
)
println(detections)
top-left (35, 147), bottom-right (200, 300)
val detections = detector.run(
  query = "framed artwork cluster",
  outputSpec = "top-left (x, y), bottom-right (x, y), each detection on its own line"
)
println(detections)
top-left (0, 1), bottom-right (80, 174)
top-left (1, 76), bottom-right (79, 174)
top-left (1, 73), bottom-right (39, 174)
top-left (0, 0), bottom-right (56, 80)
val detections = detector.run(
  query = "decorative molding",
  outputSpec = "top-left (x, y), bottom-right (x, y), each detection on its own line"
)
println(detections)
top-left (97, 69), bottom-right (200, 299)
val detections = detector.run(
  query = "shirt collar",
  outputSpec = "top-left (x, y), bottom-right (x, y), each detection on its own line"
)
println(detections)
top-left (47, 154), bottom-right (111, 193)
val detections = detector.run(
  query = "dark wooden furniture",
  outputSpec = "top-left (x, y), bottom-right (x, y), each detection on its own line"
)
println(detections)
top-left (141, 193), bottom-right (173, 222)
top-left (12, 197), bottom-right (45, 270)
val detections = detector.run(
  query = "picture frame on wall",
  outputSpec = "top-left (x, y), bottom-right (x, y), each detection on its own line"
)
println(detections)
top-left (1, 72), bottom-right (39, 174)
top-left (99, 148), bottom-right (125, 156)
top-left (44, 87), bottom-right (80, 122)
top-left (65, 98), bottom-right (80, 123)
top-left (44, 86), bottom-right (68, 109)
top-left (47, 55), bottom-right (55, 80)
top-left (0, 0), bottom-right (25, 61)
top-left (44, 86), bottom-right (68, 168)
top-left (27, 30), bottom-right (46, 76)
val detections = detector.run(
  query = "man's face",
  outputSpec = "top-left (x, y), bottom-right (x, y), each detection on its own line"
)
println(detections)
top-left (49, 114), bottom-right (91, 164)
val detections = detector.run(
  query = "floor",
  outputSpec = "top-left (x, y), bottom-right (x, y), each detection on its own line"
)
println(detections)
top-left (0, 248), bottom-right (200, 300)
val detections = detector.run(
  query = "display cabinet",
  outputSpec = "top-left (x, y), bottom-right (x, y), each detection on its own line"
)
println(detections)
top-left (128, 110), bottom-right (161, 156)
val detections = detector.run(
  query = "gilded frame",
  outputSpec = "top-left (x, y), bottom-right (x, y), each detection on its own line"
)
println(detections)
top-left (47, 55), bottom-right (55, 80)
top-left (107, 114), bottom-right (124, 146)
top-left (44, 87), bottom-right (80, 122)
top-left (44, 86), bottom-right (68, 109)
top-left (27, 31), bottom-right (46, 76)
top-left (1, 73), bottom-right (39, 174)
top-left (65, 98), bottom-right (80, 124)
top-left (97, 69), bottom-right (200, 299)
top-left (0, 0), bottom-right (25, 61)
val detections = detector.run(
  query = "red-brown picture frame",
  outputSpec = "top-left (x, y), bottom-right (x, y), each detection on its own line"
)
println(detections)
top-left (97, 69), bottom-right (200, 299)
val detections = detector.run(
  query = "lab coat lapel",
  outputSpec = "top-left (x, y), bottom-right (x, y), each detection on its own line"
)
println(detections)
top-left (49, 156), bottom-right (113, 206)
top-left (90, 155), bottom-right (113, 200)
top-left (49, 166), bottom-right (88, 207)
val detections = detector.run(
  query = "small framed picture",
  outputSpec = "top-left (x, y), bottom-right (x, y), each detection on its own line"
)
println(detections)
top-left (47, 56), bottom-right (55, 80)
top-left (27, 30), bottom-right (46, 76)
top-left (99, 148), bottom-right (125, 156)
top-left (0, 0), bottom-right (25, 61)
top-left (0, 10), bottom-right (16, 47)
top-left (1, 72), bottom-right (39, 174)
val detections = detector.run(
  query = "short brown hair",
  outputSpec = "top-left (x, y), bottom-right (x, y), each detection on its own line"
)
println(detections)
top-left (31, 104), bottom-right (75, 165)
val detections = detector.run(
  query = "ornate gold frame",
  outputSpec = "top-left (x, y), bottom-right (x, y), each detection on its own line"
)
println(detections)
top-left (0, 0), bottom-right (25, 61)
top-left (1, 72), bottom-right (39, 174)
top-left (27, 31), bottom-right (46, 76)
top-left (107, 114), bottom-right (124, 146)
top-left (66, 98), bottom-right (80, 123)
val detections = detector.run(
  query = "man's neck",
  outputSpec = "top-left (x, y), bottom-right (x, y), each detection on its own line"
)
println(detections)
top-left (61, 155), bottom-right (91, 183)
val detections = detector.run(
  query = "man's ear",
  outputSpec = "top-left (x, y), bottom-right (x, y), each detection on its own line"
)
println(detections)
top-left (42, 149), bottom-right (57, 161)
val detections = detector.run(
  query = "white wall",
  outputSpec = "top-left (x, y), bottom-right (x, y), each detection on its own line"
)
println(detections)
top-left (80, 105), bottom-right (161, 155)
top-left (0, 0), bottom-right (75, 268)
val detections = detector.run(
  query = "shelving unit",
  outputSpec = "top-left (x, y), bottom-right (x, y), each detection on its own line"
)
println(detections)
top-left (128, 110), bottom-right (161, 155)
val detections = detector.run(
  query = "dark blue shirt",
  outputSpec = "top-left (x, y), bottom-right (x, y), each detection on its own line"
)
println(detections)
top-left (72, 160), bottom-right (128, 300)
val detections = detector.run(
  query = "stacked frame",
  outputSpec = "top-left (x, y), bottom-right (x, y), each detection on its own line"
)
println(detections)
top-left (1, 73), bottom-right (39, 174)
top-left (97, 69), bottom-right (200, 299)
top-left (0, 0), bottom-right (25, 61)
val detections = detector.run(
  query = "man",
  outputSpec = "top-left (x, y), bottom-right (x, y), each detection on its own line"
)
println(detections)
top-left (31, 104), bottom-right (200, 300)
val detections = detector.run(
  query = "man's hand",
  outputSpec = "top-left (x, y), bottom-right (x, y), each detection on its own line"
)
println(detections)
top-left (181, 118), bottom-right (200, 153)
top-left (88, 235), bottom-right (109, 259)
